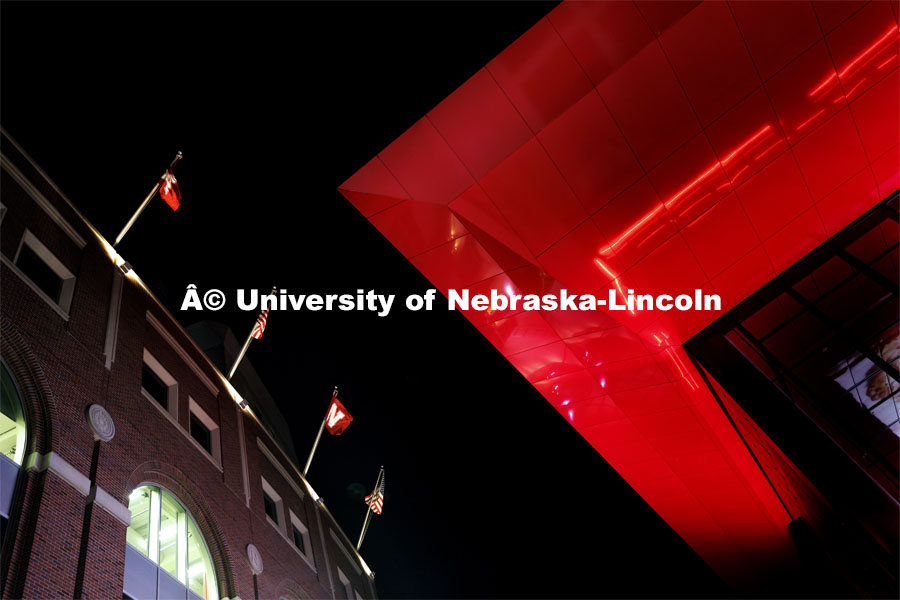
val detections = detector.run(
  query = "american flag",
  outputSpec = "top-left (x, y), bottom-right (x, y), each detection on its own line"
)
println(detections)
top-left (365, 470), bottom-right (384, 515)
top-left (250, 308), bottom-right (269, 340)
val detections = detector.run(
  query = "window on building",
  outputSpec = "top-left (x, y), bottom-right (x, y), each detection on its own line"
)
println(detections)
top-left (0, 361), bottom-right (27, 544)
top-left (142, 364), bottom-right (168, 409)
top-left (141, 350), bottom-right (178, 421)
top-left (124, 484), bottom-right (218, 600)
top-left (289, 510), bottom-right (311, 561)
top-left (688, 194), bottom-right (900, 497)
top-left (190, 413), bottom-right (210, 452)
top-left (188, 398), bottom-right (221, 466)
top-left (264, 492), bottom-right (278, 522)
top-left (261, 476), bottom-right (285, 531)
top-left (14, 230), bottom-right (76, 314)
top-left (292, 523), bottom-right (305, 553)
top-left (337, 569), bottom-right (353, 600)
top-left (0, 362), bottom-right (26, 466)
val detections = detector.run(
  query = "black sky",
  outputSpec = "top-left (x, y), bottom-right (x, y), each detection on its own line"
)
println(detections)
top-left (2, 2), bottom-right (730, 598)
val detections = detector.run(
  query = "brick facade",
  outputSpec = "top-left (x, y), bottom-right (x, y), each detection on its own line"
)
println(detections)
top-left (0, 130), bottom-right (377, 600)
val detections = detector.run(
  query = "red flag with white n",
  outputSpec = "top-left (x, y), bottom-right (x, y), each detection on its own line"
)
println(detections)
top-left (325, 395), bottom-right (353, 435)
top-left (159, 168), bottom-right (181, 211)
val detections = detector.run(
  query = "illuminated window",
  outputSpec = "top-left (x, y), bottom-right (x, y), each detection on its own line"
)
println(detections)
top-left (124, 484), bottom-right (218, 600)
top-left (141, 350), bottom-right (178, 421)
top-left (14, 230), bottom-right (76, 314)
top-left (1, 361), bottom-right (27, 543)
top-left (0, 362), bottom-right (26, 466)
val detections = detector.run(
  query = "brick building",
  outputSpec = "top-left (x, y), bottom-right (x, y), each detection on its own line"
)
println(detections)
top-left (0, 128), bottom-right (377, 600)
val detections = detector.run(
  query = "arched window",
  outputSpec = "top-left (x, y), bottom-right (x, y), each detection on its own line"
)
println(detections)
top-left (0, 360), bottom-right (27, 541)
top-left (124, 484), bottom-right (218, 600)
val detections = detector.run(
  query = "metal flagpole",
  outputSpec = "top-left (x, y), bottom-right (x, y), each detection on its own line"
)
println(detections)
top-left (357, 466), bottom-right (383, 551)
top-left (114, 151), bottom-right (183, 247)
top-left (356, 509), bottom-right (373, 551)
top-left (227, 287), bottom-right (276, 380)
top-left (303, 387), bottom-right (338, 476)
top-left (227, 333), bottom-right (254, 380)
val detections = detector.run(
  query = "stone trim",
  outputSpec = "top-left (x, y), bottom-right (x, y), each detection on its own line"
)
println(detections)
top-left (146, 310), bottom-right (219, 396)
top-left (256, 437), bottom-right (305, 500)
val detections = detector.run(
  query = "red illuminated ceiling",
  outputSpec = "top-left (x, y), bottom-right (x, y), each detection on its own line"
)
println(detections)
top-left (339, 0), bottom-right (900, 587)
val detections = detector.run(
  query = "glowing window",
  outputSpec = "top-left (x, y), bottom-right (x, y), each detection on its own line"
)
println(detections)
top-left (0, 362), bottom-right (27, 466)
top-left (125, 484), bottom-right (218, 600)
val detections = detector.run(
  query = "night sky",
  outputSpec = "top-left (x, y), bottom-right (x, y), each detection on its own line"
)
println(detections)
top-left (2, 3), bottom-right (729, 598)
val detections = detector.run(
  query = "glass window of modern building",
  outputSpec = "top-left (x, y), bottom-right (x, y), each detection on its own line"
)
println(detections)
top-left (0, 361), bottom-right (27, 541)
top-left (124, 484), bottom-right (218, 600)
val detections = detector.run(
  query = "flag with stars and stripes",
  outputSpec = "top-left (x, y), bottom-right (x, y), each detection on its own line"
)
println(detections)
top-left (365, 470), bottom-right (384, 515)
top-left (250, 308), bottom-right (269, 340)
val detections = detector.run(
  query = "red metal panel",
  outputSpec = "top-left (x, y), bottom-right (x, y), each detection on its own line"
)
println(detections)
top-left (659, 1), bottom-right (760, 125)
top-left (427, 69), bottom-right (532, 179)
top-left (537, 92), bottom-right (643, 214)
top-left (792, 108), bottom-right (869, 200)
top-left (734, 151), bottom-right (815, 240)
top-left (378, 118), bottom-right (474, 205)
top-left (548, 1), bottom-right (655, 84)
top-left (486, 18), bottom-right (593, 132)
top-left (597, 43), bottom-right (701, 169)
top-left (730, 0), bottom-right (822, 81)
top-left (682, 193), bottom-right (760, 279)
top-left (479, 139), bottom-right (589, 255)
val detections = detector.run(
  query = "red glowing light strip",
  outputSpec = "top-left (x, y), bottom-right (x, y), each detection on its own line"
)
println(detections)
top-left (600, 126), bottom-right (770, 257)
top-left (838, 25), bottom-right (898, 79)
top-left (753, 142), bottom-right (782, 161)
top-left (795, 109), bottom-right (825, 131)
top-left (731, 165), bottom-right (750, 182)
top-left (808, 72), bottom-right (838, 97)
top-left (664, 126), bottom-right (771, 208)
top-left (809, 25), bottom-right (899, 96)
top-left (877, 54), bottom-right (898, 69)
top-left (844, 78), bottom-right (868, 98)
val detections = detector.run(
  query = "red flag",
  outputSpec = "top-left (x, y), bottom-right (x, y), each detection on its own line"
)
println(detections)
top-left (159, 168), bottom-right (181, 211)
top-left (324, 395), bottom-right (353, 435)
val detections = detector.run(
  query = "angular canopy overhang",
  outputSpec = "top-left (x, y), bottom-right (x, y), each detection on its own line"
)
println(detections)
top-left (339, 0), bottom-right (900, 587)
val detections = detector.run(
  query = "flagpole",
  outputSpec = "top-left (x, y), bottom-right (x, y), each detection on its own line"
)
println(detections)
top-left (227, 286), bottom-right (276, 380)
top-left (357, 466), bottom-right (384, 551)
top-left (114, 151), bottom-right (183, 247)
top-left (356, 510), bottom-right (373, 551)
top-left (303, 387), bottom-right (338, 476)
top-left (227, 333), bottom-right (254, 380)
